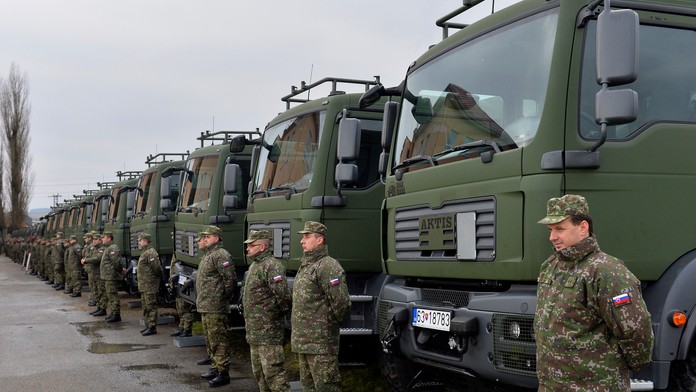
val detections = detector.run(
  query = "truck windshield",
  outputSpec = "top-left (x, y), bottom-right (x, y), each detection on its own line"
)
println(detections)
top-left (109, 186), bottom-right (122, 221)
top-left (179, 155), bottom-right (218, 213)
top-left (394, 8), bottom-right (558, 169)
top-left (253, 110), bottom-right (325, 196)
top-left (136, 171), bottom-right (157, 214)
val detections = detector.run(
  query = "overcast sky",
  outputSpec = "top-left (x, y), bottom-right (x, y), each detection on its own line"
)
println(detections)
top-left (0, 0), bottom-right (519, 211)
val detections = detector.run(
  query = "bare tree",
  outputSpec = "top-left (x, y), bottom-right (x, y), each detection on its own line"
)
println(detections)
top-left (1, 62), bottom-right (33, 231)
top-left (0, 147), bottom-right (5, 232)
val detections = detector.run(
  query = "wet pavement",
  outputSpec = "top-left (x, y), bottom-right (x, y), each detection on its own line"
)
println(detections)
top-left (0, 255), bottom-right (259, 392)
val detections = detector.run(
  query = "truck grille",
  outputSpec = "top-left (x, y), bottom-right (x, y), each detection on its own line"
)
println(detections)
top-left (247, 220), bottom-right (291, 259)
top-left (421, 288), bottom-right (470, 308)
top-left (394, 197), bottom-right (495, 261)
top-left (175, 229), bottom-right (199, 257)
top-left (491, 313), bottom-right (536, 377)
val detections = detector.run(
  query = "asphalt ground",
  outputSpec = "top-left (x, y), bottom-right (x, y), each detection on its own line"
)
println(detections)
top-left (0, 255), bottom-right (261, 392)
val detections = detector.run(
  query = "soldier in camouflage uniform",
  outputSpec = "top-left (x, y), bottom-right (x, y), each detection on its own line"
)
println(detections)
top-left (51, 232), bottom-right (66, 291)
top-left (63, 237), bottom-right (75, 294)
top-left (196, 225), bottom-right (236, 388)
top-left (88, 234), bottom-right (108, 317)
top-left (100, 231), bottom-right (124, 323)
top-left (170, 254), bottom-right (194, 338)
top-left (243, 230), bottom-right (292, 392)
top-left (137, 233), bottom-right (162, 336)
top-left (63, 235), bottom-right (82, 296)
top-left (43, 238), bottom-right (54, 285)
top-left (291, 221), bottom-right (351, 392)
top-left (534, 194), bottom-right (654, 391)
top-left (80, 233), bottom-right (97, 306)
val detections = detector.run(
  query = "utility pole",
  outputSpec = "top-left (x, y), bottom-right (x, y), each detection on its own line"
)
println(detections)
top-left (49, 194), bottom-right (62, 207)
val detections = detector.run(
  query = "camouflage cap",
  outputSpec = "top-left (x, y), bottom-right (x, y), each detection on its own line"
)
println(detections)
top-left (69, 235), bottom-right (77, 240)
top-left (93, 233), bottom-right (102, 239)
top-left (297, 221), bottom-right (327, 237)
top-left (56, 231), bottom-right (64, 237)
top-left (83, 233), bottom-right (93, 239)
top-left (102, 231), bottom-right (114, 239)
top-left (244, 229), bottom-right (272, 244)
top-left (139, 233), bottom-right (152, 242)
top-left (538, 194), bottom-right (590, 224)
top-left (198, 225), bottom-right (222, 239)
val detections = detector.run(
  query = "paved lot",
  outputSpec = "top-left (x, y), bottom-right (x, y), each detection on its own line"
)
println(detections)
top-left (0, 255), bottom-right (260, 392)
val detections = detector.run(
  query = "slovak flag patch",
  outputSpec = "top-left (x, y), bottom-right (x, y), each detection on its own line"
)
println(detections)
top-left (329, 278), bottom-right (340, 286)
top-left (612, 293), bottom-right (631, 307)
top-left (273, 275), bottom-right (283, 282)
top-left (222, 261), bottom-right (231, 267)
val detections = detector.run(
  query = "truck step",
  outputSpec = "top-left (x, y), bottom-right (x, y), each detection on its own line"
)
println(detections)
top-left (340, 327), bottom-right (372, 336)
top-left (349, 295), bottom-right (374, 303)
top-left (630, 379), bottom-right (653, 391)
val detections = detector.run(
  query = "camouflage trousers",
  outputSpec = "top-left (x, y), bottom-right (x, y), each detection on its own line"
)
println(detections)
top-left (250, 344), bottom-right (290, 392)
top-left (45, 260), bottom-right (54, 281)
top-left (141, 292), bottom-right (158, 327)
top-left (175, 297), bottom-right (194, 330)
top-left (96, 278), bottom-right (106, 309)
top-left (103, 280), bottom-right (121, 316)
top-left (65, 261), bottom-right (74, 291)
top-left (297, 353), bottom-right (341, 392)
top-left (85, 267), bottom-right (98, 300)
top-left (68, 263), bottom-right (82, 293)
top-left (201, 312), bottom-right (232, 372)
top-left (53, 262), bottom-right (65, 285)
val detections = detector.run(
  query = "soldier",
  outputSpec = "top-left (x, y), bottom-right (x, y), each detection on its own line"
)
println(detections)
top-left (100, 231), bottom-right (124, 323)
top-left (243, 230), bottom-right (292, 392)
top-left (63, 235), bottom-right (83, 297)
top-left (291, 221), bottom-right (350, 392)
top-left (51, 232), bottom-right (66, 291)
top-left (80, 233), bottom-right (97, 306)
top-left (43, 238), bottom-right (55, 285)
top-left (196, 225), bottom-right (236, 388)
top-left (534, 194), bottom-right (654, 391)
top-left (169, 254), bottom-right (194, 338)
top-left (88, 234), bottom-right (108, 317)
top-left (62, 237), bottom-right (75, 294)
top-left (137, 233), bottom-right (162, 336)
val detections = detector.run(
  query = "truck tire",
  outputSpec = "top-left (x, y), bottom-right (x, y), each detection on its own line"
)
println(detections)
top-left (667, 339), bottom-right (696, 391)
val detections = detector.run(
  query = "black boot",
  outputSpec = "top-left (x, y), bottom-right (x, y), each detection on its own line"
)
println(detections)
top-left (45, 280), bottom-right (54, 284)
top-left (208, 370), bottom-right (230, 387)
top-left (181, 329), bottom-right (192, 337)
top-left (70, 292), bottom-right (81, 298)
top-left (54, 284), bottom-right (65, 290)
top-left (140, 326), bottom-right (149, 333)
top-left (87, 300), bottom-right (97, 306)
top-left (91, 308), bottom-right (106, 316)
top-left (105, 314), bottom-right (121, 323)
top-left (141, 327), bottom-right (157, 336)
top-left (170, 328), bottom-right (184, 337)
top-left (200, 368), bottom-right (218, 379)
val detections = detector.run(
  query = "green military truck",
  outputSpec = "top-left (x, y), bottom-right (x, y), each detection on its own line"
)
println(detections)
top-left (126, 152), bottom-right (188, 302)
top-left (88, 183), bottom-right (116, 235)
top-left (171, 130), bottom-right (259, 308)
top-left (359, 0), bottom-right (696, 390)
top-left (244, 76), bottom-right (390, 356)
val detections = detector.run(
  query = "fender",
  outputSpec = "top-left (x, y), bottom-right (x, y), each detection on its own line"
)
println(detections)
top-left (640, 249), bottom-right (696, 388)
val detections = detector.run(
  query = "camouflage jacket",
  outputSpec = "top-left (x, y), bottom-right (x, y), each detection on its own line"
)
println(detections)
top-left (291, 245), bottom-right (350, 355)
top-left (65, 243), bottom-right (82, 266)
top-left (85, 244), bottom-right (103, 273)
top-left (51, 240), bottom-right (65, 264)
top-left (100, 244), bottom-right (122, 281)
top-left (242, 249), bottom-right (292, 345)
top-left (195, 242), bottom-right (236, 313)
top-left (137, 245), bottom-right (162, 293)
top-left (534, 236), bottom-right (654, 391)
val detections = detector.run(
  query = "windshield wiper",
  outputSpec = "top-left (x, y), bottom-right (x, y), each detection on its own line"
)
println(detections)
top-left (251, 189), bottom-right (270, 198)
top-left (433, 140), bottom-right (502, 158)
top-left (268, 184), bottom-right (298, 194)
top-left (392, 155), bottom-right (436, 172)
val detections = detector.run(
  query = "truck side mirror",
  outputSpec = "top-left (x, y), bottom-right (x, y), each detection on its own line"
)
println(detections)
top-left (379, 101), bottom-right (398, 177)
top-left (596, 9), bottom-right (639, 86)
top-left (223, 164), bottom-right (241, 210)
top-left (229, 135), bottom-right (246, 153)
top-left (160, 176), bottom-right (171, 198)
top-left (336, 117), bottom-right (360, 185)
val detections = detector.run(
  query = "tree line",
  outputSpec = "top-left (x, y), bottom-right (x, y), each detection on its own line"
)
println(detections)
top-left (0, 62), bottom-right (33, 233)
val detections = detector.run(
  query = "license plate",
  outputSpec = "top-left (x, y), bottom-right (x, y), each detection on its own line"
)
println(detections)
top-left (412, 308), bottom-right (451, 331)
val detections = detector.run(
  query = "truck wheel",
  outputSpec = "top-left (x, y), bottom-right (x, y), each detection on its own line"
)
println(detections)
top-left (667, 338), bottom-right (696, 391)
top-left (380, 351), bottom-right (419, 392)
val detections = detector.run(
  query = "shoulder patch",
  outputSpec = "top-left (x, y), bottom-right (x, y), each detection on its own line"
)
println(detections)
top-left (329, 278), bottom-right (340, 286)
top-left (273, 275), bottom-right (283, 282)
top-left (612, 293), bottom-right (631, 307)
top-left (222, 261), bottom-right (231, 267)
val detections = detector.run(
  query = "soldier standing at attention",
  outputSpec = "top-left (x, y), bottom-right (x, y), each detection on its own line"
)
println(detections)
top-left (80, 233), bottom-right (97, 306)
top-left (243, 230), bottom-right (292, 392)
top-left (196, 226), bottom-right (236, 388)
top-left (51, 232), bottom-right (66, 291)
top-left (62, 237), bottom-right (75, 294)
top-left (534, 194), bottom-right (654, 391)
top-left (291, 221), bottom-right (351, 392)
top-left (88, 234), bottom-right (108, 317)
top-left (65, 235), bottom-right (83, 297)
top-left (137, 233), bottom-right (162, 336)
top-left (100, 231), bottom-right (124, 323)
top-left (169, 254), bottom-right (195, 338)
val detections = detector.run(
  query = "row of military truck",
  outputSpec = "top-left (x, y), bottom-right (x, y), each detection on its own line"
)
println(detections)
top-left (24, 0), bottom-right (696, 389)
